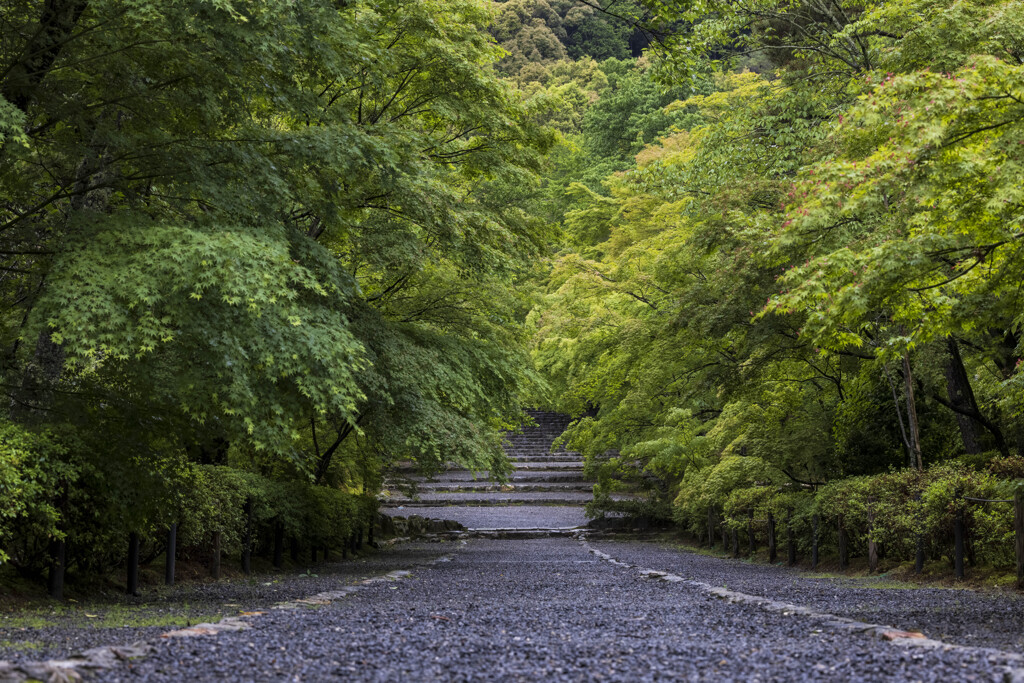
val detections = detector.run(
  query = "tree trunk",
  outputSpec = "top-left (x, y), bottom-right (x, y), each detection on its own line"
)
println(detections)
top-left (945, 337), bottom-right (982, 454)
top-left (903, 353), bottom-right (924, 471)
top-left (1, 0), bottom-right (89, 114)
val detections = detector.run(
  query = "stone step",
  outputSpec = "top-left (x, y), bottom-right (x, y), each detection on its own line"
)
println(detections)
top-left (383, 491), bottom-right (637, 506)
top-left (508, 456), bottom-right (583, 463)
top-left (385, 498), bottom-right (585, 507)
top-left (512, 461), bottom-right (585, 470)
top-left (383, 494), bottom-right (636, 507)
top-left (394, 470), bottom-right (588, 483)
top-left (413, 482), bottom-right (593, 493)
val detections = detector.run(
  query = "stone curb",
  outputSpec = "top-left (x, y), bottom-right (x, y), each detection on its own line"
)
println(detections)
top-left (0, 544), bottom-right (464, 683)
top-left (578, 536), bottom-right (1024, 682)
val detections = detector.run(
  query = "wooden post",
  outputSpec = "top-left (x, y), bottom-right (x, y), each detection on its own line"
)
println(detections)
top-left (48, 539), bottom-right (66, 600)
top-left (867, 498), bottom-right (878, 574)
top-left (914, 492), bottom-right (925, 573)
top-left (211, 530), bottom-right (222, 580)
top-left (838, 514), bottom-right (848, 570)
top-left (127, 532), bottom-right (140, 595)
top-left (273, 522), bottom-right (284, 569)
top-left (954, 498), bottom-right (965, 580)
top-left (165, 523), bottom-right (177, 586)
top-left (241, 498), bottom-right (253, 575)
top-left (767, 511), bottom-right (777, 563)
top-left (48, 485), bottom-right (68, 600)
top-left (1015, 490), bottom-right (1023, 590)
top-left (811, 514), bottom-right (819, 570)
top-left (786, 508), bottom-right (796, 567)
top-left (747, 510), bottom-right (755, 555)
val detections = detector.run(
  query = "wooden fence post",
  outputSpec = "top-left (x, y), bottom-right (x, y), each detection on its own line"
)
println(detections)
top-left (241, 498), bottom-right (253, 575)
top-left (211, 530), bottom-right (222, 580)
top-left (747, 510), bottom-right (755, 555)
top-left (707, 505), bottom-right (715, 549)
top-left (867, 498), bottom-right (878, 574)
top-left (48, 539), bottom-right (66, 600)
top-left (48, 485), bottom-right (68, 600)
top-left (1015, 490), bottom-right (1023, 590)
top-left (811, 514), bottom-right (819, 570)
top-left (953, 492), bottom-right (965, 580)
top-left (767, 511), bottom-right (777, 563)
top-left (914, 492), bottom-right (925, 573)
top-left (165, 523), bottom-right (177, 586)
top-left (838, 514), bottom-right (848, 570)
top-left (273, 521), bottom-right (284, 569)
top-left (786, 507), bottom-right (796, 567)
top-left (127, 532), bottom-right (140, 595)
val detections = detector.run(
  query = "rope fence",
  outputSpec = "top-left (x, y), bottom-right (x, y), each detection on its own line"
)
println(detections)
top-left (706, 490), bottom-right (1024, 588)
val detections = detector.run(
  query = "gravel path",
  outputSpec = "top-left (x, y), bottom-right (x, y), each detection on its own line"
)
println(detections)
top-left (589, 538), bottom-right (1024, 655)
top-left (0, 542), bottom-right (451, 665)
top-left (103, 537), bottom-right (1018, 682)
top-left (382, 506), bottom-right (592, 529)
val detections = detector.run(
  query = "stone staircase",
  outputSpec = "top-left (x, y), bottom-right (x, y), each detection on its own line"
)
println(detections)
top-left (382, 410), bottom-right (594, 508)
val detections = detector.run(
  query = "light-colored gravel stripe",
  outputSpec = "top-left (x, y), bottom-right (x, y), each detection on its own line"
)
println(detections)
top-left (577, 534), bottom-right (1024, 683)
top-left (0, 546), bottom-right (464, 683)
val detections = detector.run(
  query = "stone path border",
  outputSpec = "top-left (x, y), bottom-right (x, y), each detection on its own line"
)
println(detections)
top-left (0, 545), bottom-right (464, 683)
top-left (577, 534), bottom-right (1024, 683)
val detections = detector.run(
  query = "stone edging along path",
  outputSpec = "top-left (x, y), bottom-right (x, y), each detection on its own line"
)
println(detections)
top-left (0, 545), bottom-right (463, 683)
top-left (576, 534), bottom-right (1024, 683)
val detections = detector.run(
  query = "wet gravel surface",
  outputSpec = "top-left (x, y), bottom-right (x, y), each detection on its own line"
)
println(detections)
top-left (0, 543), bottom-right (450, 664)
top-left (382, 506), bottom-right (592, 529)
top-left (591, 538), bottom-right (1024, 654)
top-left (105, 537), bottom-right (1018, 682)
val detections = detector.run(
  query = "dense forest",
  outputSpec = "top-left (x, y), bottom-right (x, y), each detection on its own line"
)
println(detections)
top-left (1, 0), bottom-right (1022, 592)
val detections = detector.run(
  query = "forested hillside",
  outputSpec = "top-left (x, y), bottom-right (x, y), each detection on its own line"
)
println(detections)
top-left (526, 0), bottom-right (1024, 569)
top-left (1, 0), bottom-right (1023, 593)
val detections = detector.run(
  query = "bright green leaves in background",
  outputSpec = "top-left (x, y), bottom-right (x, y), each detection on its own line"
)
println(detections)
top-left (527, 0), bottom-right (1024, 539)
